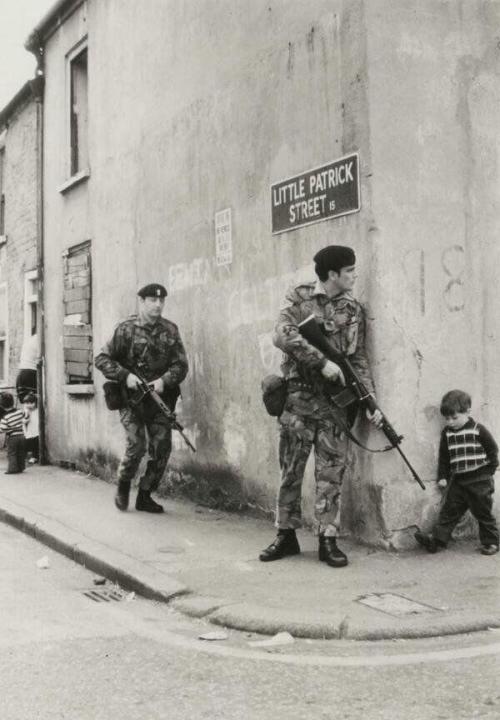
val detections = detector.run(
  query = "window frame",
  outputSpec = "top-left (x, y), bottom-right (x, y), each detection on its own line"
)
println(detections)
top-left (24, 269), bottom-right (38, 342)
top-left (65, 37), bottom-right (89, 184)
top-left (62, 240), bottom-right (93, 386)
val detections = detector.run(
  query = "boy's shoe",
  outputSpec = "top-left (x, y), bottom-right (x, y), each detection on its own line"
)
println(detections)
top-left (414, 531), bottom-right (444, 554)
top-left (480, 544), bottom-right (499, 556)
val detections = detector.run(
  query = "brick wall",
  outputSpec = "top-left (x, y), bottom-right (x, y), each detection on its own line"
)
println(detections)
top-left (0, 97), bottom-right (38, 388)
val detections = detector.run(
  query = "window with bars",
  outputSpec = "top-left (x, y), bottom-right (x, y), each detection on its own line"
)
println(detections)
top-left (63, 242), bottom-right (92, 384)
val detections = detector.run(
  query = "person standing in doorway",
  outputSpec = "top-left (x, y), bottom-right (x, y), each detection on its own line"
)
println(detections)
top-left (259, 245), bottom-right (382, 568)
top-left (95, 284), bottom-right (188, 513)
top-left (16, 332), bottom-right (39, 403)
top-left (22, 393), bottom-right (39, 464)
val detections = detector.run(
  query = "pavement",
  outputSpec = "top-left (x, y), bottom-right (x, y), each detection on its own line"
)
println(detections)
top-left (0, 456), bottom-right (499, 641)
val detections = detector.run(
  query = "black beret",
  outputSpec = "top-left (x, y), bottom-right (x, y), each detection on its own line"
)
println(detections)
top-left (313, 245), bottom-right (355, 274)
top-left (137, 283), bottom-right (168, 299)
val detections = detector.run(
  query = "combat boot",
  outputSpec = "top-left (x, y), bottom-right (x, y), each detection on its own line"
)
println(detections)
top-left (318, 535), bottom-right (348, 567)
top-left (259, 529), bottom-right (300, 562)
top-left (135, 489), bottom-right (164, 513)
top-left (114, 481), bottom-right (131, 511)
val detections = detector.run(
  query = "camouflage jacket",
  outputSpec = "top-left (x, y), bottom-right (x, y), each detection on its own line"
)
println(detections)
top-left (95, 315), bottom-right (188, 388)
top-left (274, 279), bottom-right (375, 396)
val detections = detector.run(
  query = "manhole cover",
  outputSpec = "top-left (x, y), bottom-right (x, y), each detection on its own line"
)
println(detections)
top-left (357, 593), bottom-right (440, 617)
top-left (83, 588), bottom-right (125, 603)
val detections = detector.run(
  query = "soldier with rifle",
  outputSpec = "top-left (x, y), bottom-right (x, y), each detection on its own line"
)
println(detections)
top-left (95, 283), bottom-right (189, 514)
top-left (259, 245), bottom-right (383, 568)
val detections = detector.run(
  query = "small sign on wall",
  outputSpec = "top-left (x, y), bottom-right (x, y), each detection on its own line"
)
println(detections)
top-left (215, 208), bottom-right (232, 266)
top-left (271, 153), bottom-right (360, 235)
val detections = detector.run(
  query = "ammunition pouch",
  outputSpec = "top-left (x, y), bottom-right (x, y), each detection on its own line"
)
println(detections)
top-left (261, 374), bottom-right (287, 417)
top-left (103, 381), bottom-right (128, 411)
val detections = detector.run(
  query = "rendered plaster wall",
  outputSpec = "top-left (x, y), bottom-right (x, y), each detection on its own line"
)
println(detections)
top-left (0, 98), bottom-right (38, 388)
top-left (86, 0), bottom-right (373, 519)
top-left (358, 0), bottom-right (500, 546)
top-left (41, 1), bottom-right (95, 463)
top-left (41, 0), bottom-right (499, 545)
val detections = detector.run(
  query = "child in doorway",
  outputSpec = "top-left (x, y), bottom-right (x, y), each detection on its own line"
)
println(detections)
top-left (22, 393), bottom-right (39, 464)
top-left (415, 389), bottom-right (499, 556)
top-left (0, 392), bottom-right (26, 474)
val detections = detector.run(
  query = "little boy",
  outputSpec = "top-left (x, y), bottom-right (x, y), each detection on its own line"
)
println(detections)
top-left (22, 393), bottom-right (39, 464)
top-left (415, 389), bottom-right (499, 556)
top-left (0, 392), bottom-right (26, 474)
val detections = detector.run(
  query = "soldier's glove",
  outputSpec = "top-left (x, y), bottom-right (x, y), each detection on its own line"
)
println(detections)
top-left (126, 373), bottom-right (141, 390)
top-left (321, 360), bottom-right (345, 385)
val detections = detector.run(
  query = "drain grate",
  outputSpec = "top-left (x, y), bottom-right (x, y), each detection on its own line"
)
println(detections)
top-left (83, 587), bottom-right (125, 603)
top-left (357, 592), bottom-right (440, 617)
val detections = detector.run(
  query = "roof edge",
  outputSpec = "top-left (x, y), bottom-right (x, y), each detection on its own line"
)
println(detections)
top-left (0, 79), bottom-right (42, 131)
top-left (25, 0), bottom-right (85, 53)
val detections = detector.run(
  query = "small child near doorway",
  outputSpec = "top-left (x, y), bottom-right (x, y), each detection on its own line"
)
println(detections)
top-left (22, 393), bottom-right (39, 464)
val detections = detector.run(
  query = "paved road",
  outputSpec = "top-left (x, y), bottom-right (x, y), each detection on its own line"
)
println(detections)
top-left (0, 522), bottom-right (499, 720)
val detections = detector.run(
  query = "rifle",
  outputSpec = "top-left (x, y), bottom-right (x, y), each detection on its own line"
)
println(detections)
top-left (134, 374), bottom-right (196, 453)
top-left (298, 314), bottom-right (425, 490)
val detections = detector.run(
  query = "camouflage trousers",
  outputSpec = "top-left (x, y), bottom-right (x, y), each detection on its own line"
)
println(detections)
top-left (277, 408), bottom-right (349, 536)
top-left (118, 405), bottom-right (172, 492)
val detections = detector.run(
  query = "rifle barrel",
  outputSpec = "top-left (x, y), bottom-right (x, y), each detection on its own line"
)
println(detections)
top-left (395, 444), bottom-right (425, 490)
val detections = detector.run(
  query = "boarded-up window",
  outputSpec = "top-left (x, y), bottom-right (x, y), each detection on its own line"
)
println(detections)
top-left (63, 242), bottom-right (92, 384)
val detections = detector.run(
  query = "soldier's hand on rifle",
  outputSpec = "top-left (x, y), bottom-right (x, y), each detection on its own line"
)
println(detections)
top-left (366, 408), bottom-right (383, 428)
top-left (437, 478), bottom-right (448, 489)
top-left (149, 378), bottom-right (164, 394)
top-left (321, 360), bottom-right (345, 385)
top-left (126, 373), bottom-right (141, 389)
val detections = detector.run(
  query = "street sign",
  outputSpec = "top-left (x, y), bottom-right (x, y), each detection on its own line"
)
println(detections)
top-left (271, 153), bottom-right (360, 235)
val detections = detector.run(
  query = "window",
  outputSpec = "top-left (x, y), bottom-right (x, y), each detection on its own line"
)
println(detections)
top-left (62, 242), bottom-right (92, 384)
top-left (69, 46), bottom-right (88, 177)
top-left (0, 283), bottom-right (8, 384)
top-left (24, 270), bottom-right (38, 340)
top-left (0, 148), bottom-right (5, 236)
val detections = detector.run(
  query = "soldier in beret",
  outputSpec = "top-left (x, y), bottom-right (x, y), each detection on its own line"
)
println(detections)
top-left (259, 246), bottom-right (382, 567)
top-left (95, 283), bottom-right (188, 513)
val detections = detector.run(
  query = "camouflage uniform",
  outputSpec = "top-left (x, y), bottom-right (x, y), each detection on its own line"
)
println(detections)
top-left (95, 315), bottom-right (188, 492)
top-left (274, 279), bottom-right (375, 535)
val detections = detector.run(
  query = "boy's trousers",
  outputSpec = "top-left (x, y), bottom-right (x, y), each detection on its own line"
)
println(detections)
top-left (6, 434), bottom-right (26, 473)
top-left (433, 473), bottom-right (499, 547)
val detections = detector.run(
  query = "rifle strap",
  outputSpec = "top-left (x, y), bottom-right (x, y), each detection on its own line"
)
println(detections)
top-left (326, 395), bottom-right (395, 454)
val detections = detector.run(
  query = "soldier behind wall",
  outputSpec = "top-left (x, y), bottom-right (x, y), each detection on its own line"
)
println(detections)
top-left (259, 245), bottom-right (382, 568)
top-left (95, 283), bottom-right (188, 514)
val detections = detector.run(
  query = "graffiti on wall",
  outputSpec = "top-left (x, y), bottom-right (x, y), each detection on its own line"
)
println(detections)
top-left (227, 265), bottom-right (311, 331)
top-left (403, 245), bottom-right (465, 315)
top-left (168, 257), bottom-right (213, 293)
top-left (441, 245), bottom-right (465, 312)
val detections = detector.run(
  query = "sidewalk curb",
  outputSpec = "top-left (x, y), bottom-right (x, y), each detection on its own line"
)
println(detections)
top-left (1, 494), bottom-right (500, 641)
top-left (0, 498), bottom-right (189, 603)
